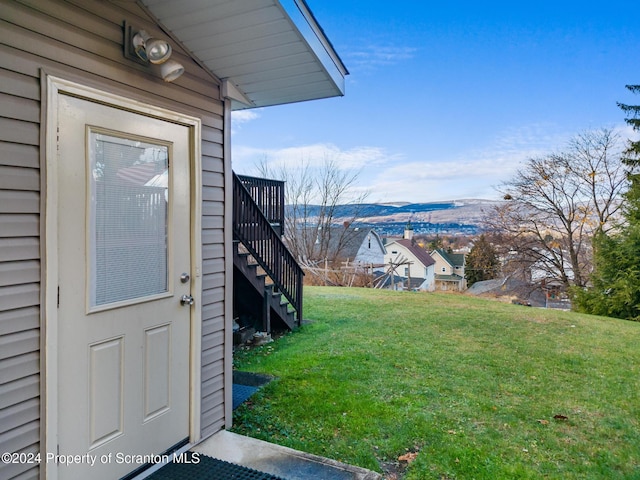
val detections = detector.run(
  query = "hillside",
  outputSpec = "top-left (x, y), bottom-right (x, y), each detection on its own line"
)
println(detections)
top-left (288, 199), bottom-right (502, 235)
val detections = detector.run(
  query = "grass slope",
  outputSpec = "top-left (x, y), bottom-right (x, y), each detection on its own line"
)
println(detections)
top-left (232, 287), bottom-right (640, 479)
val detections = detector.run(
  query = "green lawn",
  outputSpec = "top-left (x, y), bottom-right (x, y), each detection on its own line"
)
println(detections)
top-left (231, 287), bottom-right (640, 479)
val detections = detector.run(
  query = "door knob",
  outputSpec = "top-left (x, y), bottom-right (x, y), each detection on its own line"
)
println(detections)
top-left (180, 294), bottom-right (194, 306)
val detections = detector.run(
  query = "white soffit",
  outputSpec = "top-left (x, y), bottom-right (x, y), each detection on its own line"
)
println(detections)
top-left (141, 0), bottom-right (348, 110)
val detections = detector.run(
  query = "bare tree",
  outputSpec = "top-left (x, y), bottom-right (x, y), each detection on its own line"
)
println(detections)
top-left (257, 156), bottom-right (369, 265)
top-left (488, 129), bottom-right (627, 290)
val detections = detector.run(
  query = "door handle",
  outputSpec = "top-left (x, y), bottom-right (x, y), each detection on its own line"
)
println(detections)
top-left (180, 294), bottom-right (194, 306)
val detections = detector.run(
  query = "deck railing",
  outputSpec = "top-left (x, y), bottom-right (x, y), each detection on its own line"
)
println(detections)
top-left (233, 173), bottom-right (303, 323)
top-left (236, 174), bottom-right (285, 236)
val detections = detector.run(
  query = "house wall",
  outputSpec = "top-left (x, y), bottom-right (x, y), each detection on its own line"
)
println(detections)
top-left (0, 2), bottom-right (227, 478)
top-left (433, 251), bottom-right (467, 278)
top-left (432, 252), bottom-right (452, 275)
top-left (384, 243), bottom-right (430, 285)
top-left (425, 264), bottom-right (435, 291)
top-left (432, 251), bottom-right (467, 291)
top-left (354, 232), bottom-right (385, 268)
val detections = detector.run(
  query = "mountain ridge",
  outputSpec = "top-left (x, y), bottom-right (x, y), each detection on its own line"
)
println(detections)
top-left (288, 199), bottom-right (502, 235)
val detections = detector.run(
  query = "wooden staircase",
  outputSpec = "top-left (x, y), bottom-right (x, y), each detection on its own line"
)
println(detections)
top-left (233, 243), bottom-right (297, 332)
top-left (233, 174), bottom-right (303, 334)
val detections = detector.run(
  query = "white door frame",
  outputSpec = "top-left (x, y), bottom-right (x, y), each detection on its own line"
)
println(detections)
top-left (43, 75), bottom-right (203, 480)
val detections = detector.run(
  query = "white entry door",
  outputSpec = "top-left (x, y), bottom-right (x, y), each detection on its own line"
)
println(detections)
top-left (56, 93), bottom-right (192, 479)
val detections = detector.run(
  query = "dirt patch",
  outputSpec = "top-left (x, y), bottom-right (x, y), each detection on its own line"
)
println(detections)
top-left (379, 460), bottom-right (407, 480)
top-left (379, 450), bottom-right (420, 479)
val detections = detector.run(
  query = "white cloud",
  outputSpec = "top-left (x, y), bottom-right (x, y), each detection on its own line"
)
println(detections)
top-left (367, 161), bottom-right (502, 203)
top-left (231, 109), bottom-right (261, 134)
top-left (232, 123), bottom-right (634, 204)
top-left (232, 133), bottom-right (548, 203)
top-left (616, 123), bottom-right (640, 142)
top-left (233, 143), bottom-right (395, 174)
top-left (365, 125), bottom-right (580, 202)
top-left (345, 44), bottom-right (417, 72)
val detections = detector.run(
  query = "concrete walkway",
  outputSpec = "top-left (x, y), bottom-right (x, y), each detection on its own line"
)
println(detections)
top-left (193, 430), bottom-right (382, 480)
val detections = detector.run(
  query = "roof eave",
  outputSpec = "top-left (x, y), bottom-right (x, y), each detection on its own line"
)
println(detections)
top-left (140, 0), bottom-right (347, 110)
top-left (283, 0), bottom-right (349, 85)
top-left (232, 0), bottom-right (347, 110)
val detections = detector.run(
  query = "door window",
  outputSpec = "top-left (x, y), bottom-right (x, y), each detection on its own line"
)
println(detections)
top-left (88, 131), bottom-right (170, 308)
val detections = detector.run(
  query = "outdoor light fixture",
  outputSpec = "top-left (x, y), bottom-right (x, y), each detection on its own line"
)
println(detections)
top-left (124, 22), bottom-right (184, 82)
top-left (160, 59), bottom-right (185, 82)
top-left (132, 30), bottom-right (172, 64)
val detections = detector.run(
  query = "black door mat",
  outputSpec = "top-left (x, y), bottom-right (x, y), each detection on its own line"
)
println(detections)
top-left (233, 371), bottom-right (274, 410)
top-left (233, 371), bottom-right (273, 387)
top-left (146, 452), bottom-right (286, 480)
top-left (233, 383), bottom-right (259, 410)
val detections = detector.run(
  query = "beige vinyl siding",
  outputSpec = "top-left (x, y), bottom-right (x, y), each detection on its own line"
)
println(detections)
top-left (0, 8), bottom-right (42, 473)
top-left (200, 128), bottom-right (227, 437)
top-left (0, 1), bottom-right (228, 477)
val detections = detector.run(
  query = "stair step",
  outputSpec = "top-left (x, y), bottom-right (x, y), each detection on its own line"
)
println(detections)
top-left (237, 251), bottom-right (259, 265)
top-left (234, 241), bottom-right (298, 332)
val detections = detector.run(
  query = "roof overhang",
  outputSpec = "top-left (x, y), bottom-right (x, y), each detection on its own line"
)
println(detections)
top-left (141, 0), bottom-right (348, 110)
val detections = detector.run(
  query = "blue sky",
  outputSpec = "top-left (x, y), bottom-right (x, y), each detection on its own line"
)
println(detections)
top-left (231, 1), bottom-right (640, 203)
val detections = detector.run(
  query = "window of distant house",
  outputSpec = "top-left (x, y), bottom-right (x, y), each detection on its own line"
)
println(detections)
top-left (442, 267), bottom-right (446, 272)
top-left (391, 250), bottom-right (397, 254)
top-left (368, 234), bottom-right (371, 248)
top-left (405, 268), bottom-right (409, 276)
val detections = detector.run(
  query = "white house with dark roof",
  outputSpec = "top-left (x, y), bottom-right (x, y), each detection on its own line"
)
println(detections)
top-left (335, 227), bottom-right (386, 268)
top-left (293, 226), bottom-right (386, 268)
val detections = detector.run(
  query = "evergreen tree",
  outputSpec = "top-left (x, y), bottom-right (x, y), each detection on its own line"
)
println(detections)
top-left (427, 235), bottom-right (444, 251)
top-left (618, 85), bottom-right (640, 226)
top-left (465, 235), bottom-right (499, 286)
top-left (574, 85), bottom-right (640, 320)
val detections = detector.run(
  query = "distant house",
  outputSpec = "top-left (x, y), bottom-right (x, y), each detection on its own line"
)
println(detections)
top-left (338, 227), bottom-right (386, 268)
top-left (431, 249), bottom-right (467, 291)
top-left (293, 226), bottom-right (386, 268)
top-left (382, 223), bottom-right (436, 290)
